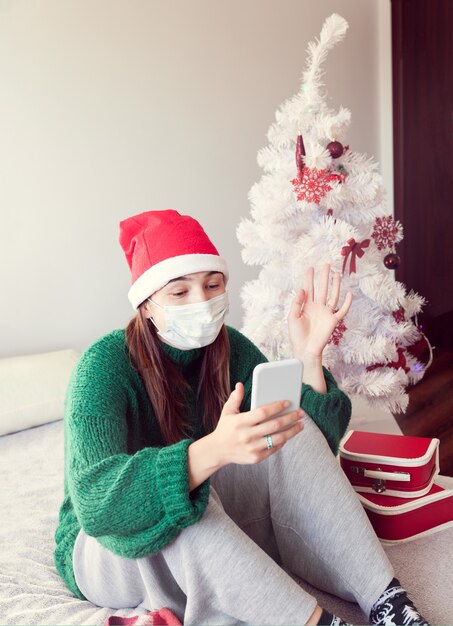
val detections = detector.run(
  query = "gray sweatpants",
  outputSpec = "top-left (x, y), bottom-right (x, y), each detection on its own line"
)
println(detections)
top-left (72, 416), bottom-right (394, 625)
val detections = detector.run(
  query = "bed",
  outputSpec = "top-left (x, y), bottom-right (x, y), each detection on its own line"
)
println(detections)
top-left (1, 350), bottom-right (452, 625)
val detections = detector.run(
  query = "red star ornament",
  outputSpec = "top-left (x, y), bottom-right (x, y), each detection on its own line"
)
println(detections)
top-left (291, 166), bottom-right (334, 204)
top-left (392, 307), bottom-right (406, 324)
top-left (328, 314), bottom-right (347, 346)
top-left (371, 216), bottom-right (401, 251)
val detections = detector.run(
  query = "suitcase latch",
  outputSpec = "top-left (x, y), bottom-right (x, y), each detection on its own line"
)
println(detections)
top-left (373, 470), bottom-right (386, 493)
top-left (350, 466), bottom-right (411, 493)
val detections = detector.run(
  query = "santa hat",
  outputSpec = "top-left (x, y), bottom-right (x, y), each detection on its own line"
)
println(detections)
top-left (119, 209), bottom-right (229, 310)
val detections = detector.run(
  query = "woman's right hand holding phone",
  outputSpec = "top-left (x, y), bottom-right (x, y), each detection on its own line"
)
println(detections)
top-left (211, 382), bottom-right (304, 467)
top-left (187, 382), bottom-right (304, 491)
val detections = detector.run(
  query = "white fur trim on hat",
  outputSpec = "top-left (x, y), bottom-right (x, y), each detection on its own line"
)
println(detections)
top-left (128, 253), bottom-right (229, 310)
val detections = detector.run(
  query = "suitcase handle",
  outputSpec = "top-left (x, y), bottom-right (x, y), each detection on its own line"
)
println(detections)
top-left (350, 466), bottom-right (411, 493)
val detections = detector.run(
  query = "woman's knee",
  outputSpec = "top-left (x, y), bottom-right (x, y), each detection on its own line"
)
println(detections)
top-left (73, 529), bottom-right (145, 609)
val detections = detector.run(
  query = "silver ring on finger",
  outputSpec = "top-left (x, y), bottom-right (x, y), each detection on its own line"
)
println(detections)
top-left (326, 302), bottom-right (336, 312)
top-left (265, 434), bottom-right (273, 450)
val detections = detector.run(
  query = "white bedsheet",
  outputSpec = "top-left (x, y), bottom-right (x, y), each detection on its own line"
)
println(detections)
top-left (0, 421), bottom-right (149, 625)
top-left (1, 419), bottom-right (452, 625)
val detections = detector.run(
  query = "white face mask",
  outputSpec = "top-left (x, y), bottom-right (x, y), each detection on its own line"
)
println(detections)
top-left (148, 291), bottom-right (229, 350)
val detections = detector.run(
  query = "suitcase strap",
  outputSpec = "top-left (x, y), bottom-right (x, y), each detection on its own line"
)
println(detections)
top-left (351, 466), bottom-right (411, 493)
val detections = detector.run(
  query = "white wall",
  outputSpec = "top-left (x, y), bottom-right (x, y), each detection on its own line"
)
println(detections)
top-left (0, 0), bottom-right (391, 357)
top-left (378, 0), bottom-right (394, 213)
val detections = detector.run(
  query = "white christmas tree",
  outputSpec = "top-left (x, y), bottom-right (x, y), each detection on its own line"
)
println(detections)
top-left (237, 13), bottom-right (431, 413)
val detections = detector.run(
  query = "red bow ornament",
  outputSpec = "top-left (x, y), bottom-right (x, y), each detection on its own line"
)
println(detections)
top-left (341, 237), bottom-right (370, 275)
top-left (366, 347), bottom-right (410, 374)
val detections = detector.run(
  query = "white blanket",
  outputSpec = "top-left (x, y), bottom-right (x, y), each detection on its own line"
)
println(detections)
top-left (1, 420), bottom-right (452, 625)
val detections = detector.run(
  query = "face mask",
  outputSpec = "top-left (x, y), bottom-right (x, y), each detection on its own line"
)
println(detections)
top-left (147, 292), bottom-right (229, 350)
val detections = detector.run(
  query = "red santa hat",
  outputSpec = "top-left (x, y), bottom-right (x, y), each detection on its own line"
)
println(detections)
top-left (119, 209), bottom-right (229, 310)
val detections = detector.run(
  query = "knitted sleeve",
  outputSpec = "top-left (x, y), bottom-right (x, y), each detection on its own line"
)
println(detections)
top-left (66, 337), bottom-right (209, 558)
top-left (227, 327), bottom-right (351, 456)
top-left (300, 366), bottom-right (352, 455)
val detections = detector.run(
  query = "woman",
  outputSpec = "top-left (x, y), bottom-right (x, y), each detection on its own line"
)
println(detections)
top-left (54, 209), bottom-right (429, 626)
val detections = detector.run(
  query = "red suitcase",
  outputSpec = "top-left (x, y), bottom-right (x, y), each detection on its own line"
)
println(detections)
top-left (356, 480), bottom-right (453, 542)
top-left (339, 430), bottom-right (440, 498)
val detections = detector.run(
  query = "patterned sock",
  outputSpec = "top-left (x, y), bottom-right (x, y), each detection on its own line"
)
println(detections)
top-left (318, 608), bottom-right (351, 625)
top-left (369, 577), bottom-right (430, 625)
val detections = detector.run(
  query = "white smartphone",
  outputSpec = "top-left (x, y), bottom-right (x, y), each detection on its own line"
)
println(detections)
top-left (250, 358), bottom-right (303, 428)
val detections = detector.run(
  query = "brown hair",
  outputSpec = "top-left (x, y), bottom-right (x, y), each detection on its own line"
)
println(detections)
top-left (125, 304), bottom-right (231, 445)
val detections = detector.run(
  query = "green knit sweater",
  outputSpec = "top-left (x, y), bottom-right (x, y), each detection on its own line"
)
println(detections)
top-left (54, 325), bottom-right (351, 600)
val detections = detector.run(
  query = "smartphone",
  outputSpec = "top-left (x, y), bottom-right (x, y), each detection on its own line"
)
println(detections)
top-left (250, 358), bottom-right (303, 429)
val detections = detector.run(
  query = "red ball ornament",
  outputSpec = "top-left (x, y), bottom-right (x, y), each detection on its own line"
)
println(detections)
top-left (384, 253), bottom-right (401, 269)
top-left (327, 140), bottom-right (344, 159)
top-left (406, 332), bottom-right (430, 366)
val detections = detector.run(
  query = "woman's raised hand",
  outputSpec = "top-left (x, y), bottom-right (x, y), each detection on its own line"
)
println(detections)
top-left (288, 263), bottom-right (352, 359)
top-left (211, 382), bottom-right (304, 468)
